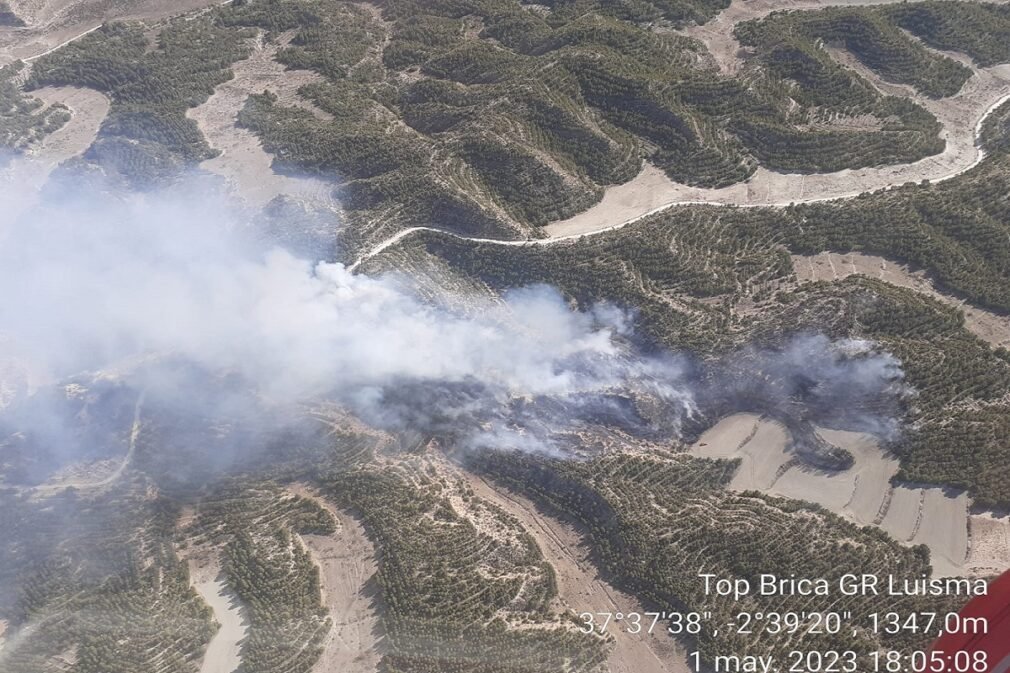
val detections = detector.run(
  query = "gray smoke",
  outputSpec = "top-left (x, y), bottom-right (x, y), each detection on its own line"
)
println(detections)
top-left (0, 172), bottom-right (908, 482)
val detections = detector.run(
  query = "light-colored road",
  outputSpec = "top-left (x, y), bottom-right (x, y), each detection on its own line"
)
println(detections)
top-left (29, 390), bottom-right (144, 496)
top-left (351, 0), bottom-right (1010, 266)
top-left (21, 24), bottom-right (101, 62)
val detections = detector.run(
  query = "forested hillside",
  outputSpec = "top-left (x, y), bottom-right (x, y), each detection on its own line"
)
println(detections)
top-left (20, 0), bottom-right (1010, 250)
top-left (468, 449), bottom-right (960, 667)
top-left (383, 140), bottom-right (1010, 508)
top-left (27, 21), bottom-right (253, 187)
top-left (7, 2), bottom-right (1010, 672)
top-left (0, 63), bottom-right (69, 152)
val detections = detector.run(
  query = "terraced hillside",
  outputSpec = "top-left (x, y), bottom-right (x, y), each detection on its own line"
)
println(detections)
top-left (467, 449), bottom-right (962, 667)
top-left (4, 1), bottom-right (1010, 673)
top-left (0, 62), bottom-right (68, 151)
top-left (389, 167), bottom-right (1010, 509)
top-left (9, 0), bottom-right (1010, 258)
top-left (0, 375), bottom-right (614, 673)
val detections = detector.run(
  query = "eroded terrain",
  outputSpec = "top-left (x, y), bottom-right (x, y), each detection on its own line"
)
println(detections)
top-left (690, 414), bottom-right (1010, 578)
top-left (187, 31), bottom-right (339, 211)
top-left (287, 486), bottom-right (381, 673)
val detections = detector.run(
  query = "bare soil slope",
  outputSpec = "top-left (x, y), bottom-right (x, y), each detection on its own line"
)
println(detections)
top-left (288, 486), bottom-right (381, 673)
top-left (690, 413), bottom-right (1010, 578)
top-left (188, 558), bottom-right (248, 673)
top-left (464, 472), bottom-right (692, 673)
top-left (187, 31), bottom-right (339, 210)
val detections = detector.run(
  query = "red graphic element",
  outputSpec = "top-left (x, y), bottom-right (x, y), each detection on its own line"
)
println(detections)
top-left (932, 570), bottom-right (1010, 672)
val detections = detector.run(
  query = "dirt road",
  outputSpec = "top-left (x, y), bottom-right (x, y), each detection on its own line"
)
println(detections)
top-left (463, 472), bottom-right (692, 673)
top-left (547, 1), bottom-right (1010, 238)
top-left (187, 556), bottom-right (247, 673)
top-left (29, 390), bottom-right (143, 497)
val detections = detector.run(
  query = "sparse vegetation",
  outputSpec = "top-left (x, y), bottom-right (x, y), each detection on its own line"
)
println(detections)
top-left (467, 449), bottom-right (961, 668)
top-left (389, 146), bottom-right (1010, 508)
top-left (0, 63), bottom-right (70, 152)
top-left (736, 6), bottom-right (974, 99)
top-left (26, 20), bottom-right (253, 187)
top-left (317, 453), bottom-right (610, 673)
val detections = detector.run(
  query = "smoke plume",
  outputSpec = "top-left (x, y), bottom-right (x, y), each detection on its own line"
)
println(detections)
top-left (0, 172), bottom-right (908, 481)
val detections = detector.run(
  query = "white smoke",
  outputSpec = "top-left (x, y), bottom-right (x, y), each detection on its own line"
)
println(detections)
top-left (0, 175), bottom-right (697, 457)
top-left (0, 171), bottom-right (910, 473)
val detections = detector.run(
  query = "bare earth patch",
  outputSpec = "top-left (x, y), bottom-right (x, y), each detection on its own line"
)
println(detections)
top-left (793, 251), bottom-right (1010, 348)
top-left (0, 0), bottom-right (226, 64)
top-left (25, 85), bottom-right (108, 162)
top-left (463, 471), bottom-right (692, 673)
top-left (965, 511), bottom-right (1010, 576)
top-left (0, 85), bottom-right (109, 218)
top-left (287, 485), bottom-right (381, 673)
top-left (188, 556), bottom-right (248, 673)
top-left (690, 413), bottom-right (1010, 578)
top-left (187, 31), bottom-right (340, 210)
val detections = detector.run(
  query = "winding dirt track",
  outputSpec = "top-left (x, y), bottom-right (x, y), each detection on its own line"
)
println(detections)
top-left (549, 0), bottom-right (1010, 238)
top-left (6, 0), bottom-right (1010, 265)
top-left (29, 390), bottom-right (144, 497)
top-left (353, 0), bottom-right (1010, 265)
